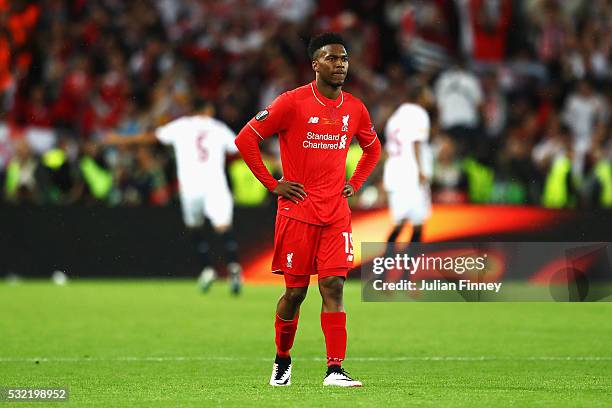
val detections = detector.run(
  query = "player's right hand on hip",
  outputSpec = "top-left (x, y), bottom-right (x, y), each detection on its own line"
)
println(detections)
top-left (273, 179), bottom-right (307, 204)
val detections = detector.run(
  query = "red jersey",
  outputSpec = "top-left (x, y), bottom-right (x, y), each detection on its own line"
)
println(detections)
top-left (236, 81), bottom-right (381, 226)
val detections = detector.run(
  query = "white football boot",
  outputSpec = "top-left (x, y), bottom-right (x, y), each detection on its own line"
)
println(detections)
top-left (269, 356), bottom-right (291, 386)
top-left (197, 267), bottom-right (217, 293)
top-left (323, 366), bottom-right (363, 387)
top-left (227, 262), bottom-right (243, 295)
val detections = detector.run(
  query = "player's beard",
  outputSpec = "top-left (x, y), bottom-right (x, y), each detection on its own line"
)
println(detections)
top-left (323, 74), bottom-right (345, 89)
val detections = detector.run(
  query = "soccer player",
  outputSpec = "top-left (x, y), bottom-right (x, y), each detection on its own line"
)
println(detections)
top-left (383, 84), bottom-right (433, 245)
top-left (235, 33), bottom-right (381, 387)
top-left (104, 99), bottom-right (243, 294)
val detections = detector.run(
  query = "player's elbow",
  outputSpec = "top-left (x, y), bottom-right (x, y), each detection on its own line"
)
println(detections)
top-left (234, 128), bottom-right (259, 154)
top-left (365, 137), bottom-right (382, 157)
top-left (234, 134), bottom-right (249, 155)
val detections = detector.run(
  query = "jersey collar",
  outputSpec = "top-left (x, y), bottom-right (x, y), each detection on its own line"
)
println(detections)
top-left (310, 81), bottom-right (344, 108)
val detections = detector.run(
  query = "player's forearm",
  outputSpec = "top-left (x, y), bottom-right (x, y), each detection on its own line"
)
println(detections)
top-left (234, 130), bottom-right (279, 191)
top-left (104, 131), bottom-right (156, 146)
top-left (414, 141), bottom-right (422, 172)
top-left (348, 138), bottom-right (382, 191)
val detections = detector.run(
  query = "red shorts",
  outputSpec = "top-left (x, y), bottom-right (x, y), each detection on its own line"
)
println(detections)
top-left (272, 214), bottom-right (354, 287)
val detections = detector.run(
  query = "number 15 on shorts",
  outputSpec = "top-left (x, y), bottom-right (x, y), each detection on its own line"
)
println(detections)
top-left (342, 232), bottom-right (354, 262)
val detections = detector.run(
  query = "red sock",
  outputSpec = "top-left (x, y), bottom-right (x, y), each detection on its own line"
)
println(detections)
top-left (275, 312), bottom-right (299, 358)
top-left (321, 312), bottom-right (346, 366)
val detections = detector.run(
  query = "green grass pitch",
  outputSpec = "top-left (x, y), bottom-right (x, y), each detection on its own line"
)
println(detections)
top-left (1, 280), bottom-right (611, 407)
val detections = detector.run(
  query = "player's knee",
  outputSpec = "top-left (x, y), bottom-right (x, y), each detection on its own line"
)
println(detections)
top-left (214, 224), bottom-right (230, 234)
top-left (319, 277), bottom-right (344, 301)
top-left (284, 287), bottom-right (307, 305)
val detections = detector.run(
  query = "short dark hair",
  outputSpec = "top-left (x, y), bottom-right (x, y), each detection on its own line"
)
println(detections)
top-left (307, 32), bottom-right (346, 60)
top-left (407, 82), bottom-right (424, 101)
top-left (192, 96), bottom-right (209, 112)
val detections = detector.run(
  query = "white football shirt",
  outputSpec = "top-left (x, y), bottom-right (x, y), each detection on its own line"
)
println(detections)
top-left (434, 69), bottom-right (482, 129)
top-left (156, 115), bottom-right (238, 194)
top-left (383, 103), bottom-right (432, 192)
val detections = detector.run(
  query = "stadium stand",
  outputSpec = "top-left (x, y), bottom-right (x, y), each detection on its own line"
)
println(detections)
top-left (0, 0), bottom-right (610, 209)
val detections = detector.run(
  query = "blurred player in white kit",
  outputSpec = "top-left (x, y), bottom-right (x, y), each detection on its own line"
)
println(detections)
top-left (105, 99), bottom-right (243, 294)
top-left (383, 84), bottom-right (433, 245)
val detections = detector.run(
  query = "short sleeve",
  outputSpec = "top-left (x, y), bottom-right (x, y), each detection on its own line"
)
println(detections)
top-left (218, 121), bottom-right (238, 154)
top-left (245, 92), bottom-right (294, 140)
top-left (155, 120), bottom-right (183, 145)
top-left (470, 76), bottom-right (483, 105)
top-left (355, 102), bottom-right (378, 148)
top-left (408, 108), bottom-right (430, 142)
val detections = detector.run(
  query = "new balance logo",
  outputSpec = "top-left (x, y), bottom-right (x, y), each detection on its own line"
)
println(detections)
top-left (308, 116), bottom-right (319, 124)
top-left (286, 253), bottom-right (294, 268)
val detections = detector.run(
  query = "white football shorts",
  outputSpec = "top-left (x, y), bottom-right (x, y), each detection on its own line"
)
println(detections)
top-left (179, 187), bottom-right (233, 229)
top-left (387, 184), bottom-right (431, 226)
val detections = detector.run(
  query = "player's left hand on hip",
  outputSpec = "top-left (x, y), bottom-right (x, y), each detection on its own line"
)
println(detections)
top-left (418, 172), bottom-right (428, 185)
top-left (342, 183), bottom-right (355, 198)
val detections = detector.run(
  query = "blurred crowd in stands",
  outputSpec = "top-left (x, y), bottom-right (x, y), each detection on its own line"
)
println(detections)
top-left (0, 0), bottom-right (610, 209)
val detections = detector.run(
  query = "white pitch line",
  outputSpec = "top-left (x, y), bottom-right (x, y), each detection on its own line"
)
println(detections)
top-left (1, 356), bottom-right (611, 363)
